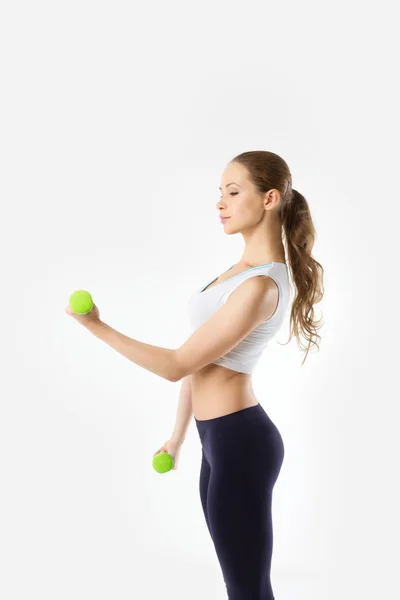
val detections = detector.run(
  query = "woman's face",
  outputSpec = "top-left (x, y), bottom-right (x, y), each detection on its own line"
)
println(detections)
top-left (216, 162), bottom-right (266, 234)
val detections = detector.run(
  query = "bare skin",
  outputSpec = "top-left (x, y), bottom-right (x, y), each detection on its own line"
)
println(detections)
top-left (191, 160), bottom-right (287, 420)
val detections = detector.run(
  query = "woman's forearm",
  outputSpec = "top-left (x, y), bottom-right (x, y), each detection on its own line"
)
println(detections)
top-left (171, 376), bottom-right (193, 444)
top-left (86, 320), bottom-right (178, 382)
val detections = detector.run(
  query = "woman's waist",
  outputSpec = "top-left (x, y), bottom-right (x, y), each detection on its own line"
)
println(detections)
top-left (191, 366), bottom-right (258, 420)
top-left (193, 395), bottom-right (259, 421)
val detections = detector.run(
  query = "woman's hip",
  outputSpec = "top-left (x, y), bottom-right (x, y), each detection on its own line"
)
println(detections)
top-left (196, 402), bottom-right (285, 473)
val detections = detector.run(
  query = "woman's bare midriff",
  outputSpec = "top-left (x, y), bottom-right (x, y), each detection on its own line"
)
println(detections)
top-left (190, 256), bottom-right (286, 420)
top-left (191, 363), bottom-right (259, 421)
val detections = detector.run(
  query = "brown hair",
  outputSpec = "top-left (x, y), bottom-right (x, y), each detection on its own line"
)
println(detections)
top-left (231, 150), bottom-right (324, 366)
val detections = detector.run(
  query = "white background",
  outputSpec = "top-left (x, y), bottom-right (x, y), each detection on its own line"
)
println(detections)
top-left (1, 1), bottom-right (399, 599)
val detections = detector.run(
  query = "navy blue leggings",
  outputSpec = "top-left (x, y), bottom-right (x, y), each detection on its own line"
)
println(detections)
top-left (195, 402), bottom-right (285, 600)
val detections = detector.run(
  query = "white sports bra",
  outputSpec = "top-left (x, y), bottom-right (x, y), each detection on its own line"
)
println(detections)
top-left (187, 261), bottom-right (290, 374)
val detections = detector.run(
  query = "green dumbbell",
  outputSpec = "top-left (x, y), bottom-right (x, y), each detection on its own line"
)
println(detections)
top-left (69, 290), bottom-right (94, 314)
top-left (152, 452), bottom-right (174, 474)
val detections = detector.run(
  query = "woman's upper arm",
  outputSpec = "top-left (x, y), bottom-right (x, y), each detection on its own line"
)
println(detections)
top-left (182, 374), bottom-right (192, 395)
top-left (174, 276), bottom-right (273, 380)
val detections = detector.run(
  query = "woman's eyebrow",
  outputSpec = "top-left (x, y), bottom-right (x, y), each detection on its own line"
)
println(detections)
top-left (219, 182), bottom-right (240, 190)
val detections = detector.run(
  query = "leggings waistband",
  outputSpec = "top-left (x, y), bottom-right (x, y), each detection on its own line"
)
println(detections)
top-left (194, 402), bottom-right (266, 434)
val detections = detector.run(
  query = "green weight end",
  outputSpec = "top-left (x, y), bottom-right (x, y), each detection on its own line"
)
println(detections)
top-left (152, 452), bottom-right (174, 474)
top-left (69, 290), bottom-right (94, 315)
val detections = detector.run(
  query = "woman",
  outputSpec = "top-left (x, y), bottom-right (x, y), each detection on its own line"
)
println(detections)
top-left (68, 150), bottom-right (324, 600)
top-left (156, 151), bottom-right (324, 599)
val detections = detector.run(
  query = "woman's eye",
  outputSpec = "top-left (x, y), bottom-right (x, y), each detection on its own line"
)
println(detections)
top-left (219, 192), bottom-right (238, 199)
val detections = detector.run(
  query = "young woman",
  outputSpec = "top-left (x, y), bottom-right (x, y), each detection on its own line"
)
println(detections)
top-left (156, 151), bottom-right (324, 599)
top-left (69, 150), bottom-right (324, 600)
